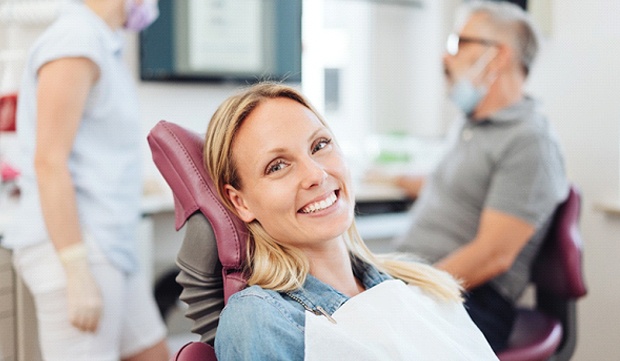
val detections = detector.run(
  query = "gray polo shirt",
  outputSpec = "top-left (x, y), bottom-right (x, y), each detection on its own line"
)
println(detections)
top-left (395, 96), bottom-right (568, 302)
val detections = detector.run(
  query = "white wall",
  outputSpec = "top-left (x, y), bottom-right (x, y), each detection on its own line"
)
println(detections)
top-left (370, 1), bottom-right (445, 137)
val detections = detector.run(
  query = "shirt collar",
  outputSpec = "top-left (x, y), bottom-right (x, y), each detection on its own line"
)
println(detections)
top-left (285, 258), bottom-right (392, 315)
top-left (469, 96), bottom-right (537, 125)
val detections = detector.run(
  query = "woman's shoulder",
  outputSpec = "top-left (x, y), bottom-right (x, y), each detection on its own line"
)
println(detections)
top-left (222, 286), bottom-right (304, 328)
top-left (29, 6), bottom-right (108, 69)
top-left (227, 285), bottom-right (280, 304)
top-left (39, 8), bottom-right (99, 45)
top-left (216, 286), bottom-right (306, 359)
top-left (216, 286), bottom-right (305, 350)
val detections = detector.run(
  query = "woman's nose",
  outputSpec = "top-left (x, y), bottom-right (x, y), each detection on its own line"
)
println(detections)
top-left (299, 157), bottom-right (327, 189)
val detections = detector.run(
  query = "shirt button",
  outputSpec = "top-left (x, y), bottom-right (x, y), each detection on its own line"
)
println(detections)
top-left (462, 129), bottom-right (473, 141)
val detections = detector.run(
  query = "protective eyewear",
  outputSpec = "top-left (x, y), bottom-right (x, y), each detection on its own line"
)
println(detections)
top-left (446, 33), bottom-right (500, 56)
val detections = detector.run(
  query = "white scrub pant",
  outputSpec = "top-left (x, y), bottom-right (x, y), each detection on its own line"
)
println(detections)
top-left (13, 239), bottom-right (167, 361)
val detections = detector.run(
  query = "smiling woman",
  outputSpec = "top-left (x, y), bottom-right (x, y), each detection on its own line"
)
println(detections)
top-left (224, 97), bottom-right (354, 253)
top-left (203, 82), bottom-right (499, 360)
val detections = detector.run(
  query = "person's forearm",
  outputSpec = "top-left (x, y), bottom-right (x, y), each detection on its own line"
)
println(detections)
top-left (436, 209), bottom-right (536, 290)
top-left (35, 161), bottom-right (83, 251)
top-left (434, 242), bottom-right (511, 290)
top-left (394, 175), bottom-right (425, 198)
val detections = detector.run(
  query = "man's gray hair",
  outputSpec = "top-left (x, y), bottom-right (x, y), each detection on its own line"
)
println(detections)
top-left (457, 1), bottom-right (542, 77)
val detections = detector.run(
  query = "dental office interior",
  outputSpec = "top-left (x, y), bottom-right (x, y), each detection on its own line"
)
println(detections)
top-left (1, 0), bottom-right (619, 359)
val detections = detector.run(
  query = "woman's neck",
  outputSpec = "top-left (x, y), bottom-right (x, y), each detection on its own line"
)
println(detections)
top-left (306, 242), bottom-right (365, 297)
top-left (85, 0), bottom-right (125, 30)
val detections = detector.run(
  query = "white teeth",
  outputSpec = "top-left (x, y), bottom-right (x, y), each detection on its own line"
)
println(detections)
top-left (301, 192), bottom-right (337, 214)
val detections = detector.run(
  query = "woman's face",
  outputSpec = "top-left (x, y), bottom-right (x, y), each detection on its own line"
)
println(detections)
top-left (225, 97), bottom-right (355, 251)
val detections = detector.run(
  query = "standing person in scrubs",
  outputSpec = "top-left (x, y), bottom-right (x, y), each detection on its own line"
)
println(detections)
top-left (5, 1), bottom-right (169, 359)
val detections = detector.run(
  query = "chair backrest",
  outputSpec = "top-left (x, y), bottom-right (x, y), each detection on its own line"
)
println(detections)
top-left (532, 185), bottom-right (587, 299)
top-left (531, 184), bottom-right (587, 360)
top-left (147, 120), bottom-right (248, 302)
top-left (497, 185), bottom-right (587, 361)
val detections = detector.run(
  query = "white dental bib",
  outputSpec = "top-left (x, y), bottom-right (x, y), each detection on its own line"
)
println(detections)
top-left (304, 279), bottom-right (498, 360)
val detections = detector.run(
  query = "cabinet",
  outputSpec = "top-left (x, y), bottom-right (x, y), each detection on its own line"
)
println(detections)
top-left (0, 247), bottom-right (15, 361)
top-left (0, 246), bottom-right (41, 361)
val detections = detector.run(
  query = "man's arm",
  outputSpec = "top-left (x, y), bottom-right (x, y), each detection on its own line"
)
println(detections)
top-left (394, 174), bottom-right (426, 199)
top-left (434, 208), bottom-right (535, 290)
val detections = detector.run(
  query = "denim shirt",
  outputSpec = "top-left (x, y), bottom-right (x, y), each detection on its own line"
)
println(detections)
top-left (214, 259), bottom-right (392, 360)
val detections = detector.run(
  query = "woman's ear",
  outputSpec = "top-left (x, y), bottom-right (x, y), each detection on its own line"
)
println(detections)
top-left (224, 184), bottom-right (256, 223)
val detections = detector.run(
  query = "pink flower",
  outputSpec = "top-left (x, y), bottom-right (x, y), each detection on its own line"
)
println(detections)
top-left (1, 161), bottom-right (20, 182)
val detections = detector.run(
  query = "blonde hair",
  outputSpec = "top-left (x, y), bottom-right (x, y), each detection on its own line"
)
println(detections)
top-left (204, 82), bottom-right (462, 302)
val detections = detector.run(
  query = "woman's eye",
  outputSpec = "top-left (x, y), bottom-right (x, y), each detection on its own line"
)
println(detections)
top-left (312, 138), bottom-right (332, 154)
top-left (266, 160), bottom-right (287, 174)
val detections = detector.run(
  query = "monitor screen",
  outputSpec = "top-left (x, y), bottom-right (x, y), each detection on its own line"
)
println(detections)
top-left (139, 0), bottom-right (302, 83)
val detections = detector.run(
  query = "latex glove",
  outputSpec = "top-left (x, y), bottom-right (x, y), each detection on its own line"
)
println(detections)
top-left (58, 243), bottom-right (103, 332)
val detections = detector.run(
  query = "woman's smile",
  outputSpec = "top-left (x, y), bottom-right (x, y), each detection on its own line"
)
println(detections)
top-left (299, 190), bottom-right (339, 214)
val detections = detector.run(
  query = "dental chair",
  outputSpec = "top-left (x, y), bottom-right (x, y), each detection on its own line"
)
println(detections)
top-left (497, 185), bottom-right (587, 361)
top-left (148, 120), bottom-right (247, 361)
top-left (148, 120), bottom-right (587, 361)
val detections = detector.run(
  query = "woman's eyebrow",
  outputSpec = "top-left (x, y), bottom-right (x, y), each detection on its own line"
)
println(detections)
top-left (307, 126), bottom-right (326, 142)
top-left (263, 127), bottom-right (325, 155)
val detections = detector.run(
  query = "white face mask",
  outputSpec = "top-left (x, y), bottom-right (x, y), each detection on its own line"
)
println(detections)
top-left (124, 0), bottom-right (159, 32)
top-left (448, 48), bottom-right (498, 115)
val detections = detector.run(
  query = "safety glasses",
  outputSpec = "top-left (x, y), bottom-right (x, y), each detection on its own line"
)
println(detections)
top-left (446, 33), bottom-right (500, 56)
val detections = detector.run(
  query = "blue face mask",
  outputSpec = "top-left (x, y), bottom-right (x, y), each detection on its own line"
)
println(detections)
top-left (448, 48), bottom-right (497, 115)
top-left (448, 79), bottom-right (487, 115)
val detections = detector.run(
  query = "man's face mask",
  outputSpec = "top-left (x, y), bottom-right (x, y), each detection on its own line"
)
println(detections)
top-left (124, 0), bottom-right (159, 32)
top-left (449, 48), bottom-right (498, 115)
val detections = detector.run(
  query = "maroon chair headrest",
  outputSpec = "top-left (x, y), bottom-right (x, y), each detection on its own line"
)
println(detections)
top-left (532, 185), bottom-right (587, 298)
top-left (147, 120), bottom-right (248, 272)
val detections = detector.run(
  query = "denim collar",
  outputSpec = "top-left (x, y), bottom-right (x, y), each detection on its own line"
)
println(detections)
top-left (284, 259), bottom-right (392, 315)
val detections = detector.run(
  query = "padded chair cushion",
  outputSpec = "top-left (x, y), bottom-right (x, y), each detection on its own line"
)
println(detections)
top-left (149, 120), bottom-right (250, 305)
top-left (147, 120), bottom-right (248, 270)
top-left (170, 342), bottom-right (216, 361)
top-left (498, 185), bottom-right (586, 361)
top-left (175, 213), bottom-right (224, 343)
top-left (497, 309), bottom-right (562, 361)
top-left (532, 186), bottom-right (587, 298)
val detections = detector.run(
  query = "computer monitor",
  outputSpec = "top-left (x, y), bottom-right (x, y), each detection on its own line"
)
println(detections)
top-left (139, 0), bottom-right (302, 84)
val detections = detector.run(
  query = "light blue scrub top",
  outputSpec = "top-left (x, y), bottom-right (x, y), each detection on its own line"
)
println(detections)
top-left (5, 2), bottom-right (142, 274)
